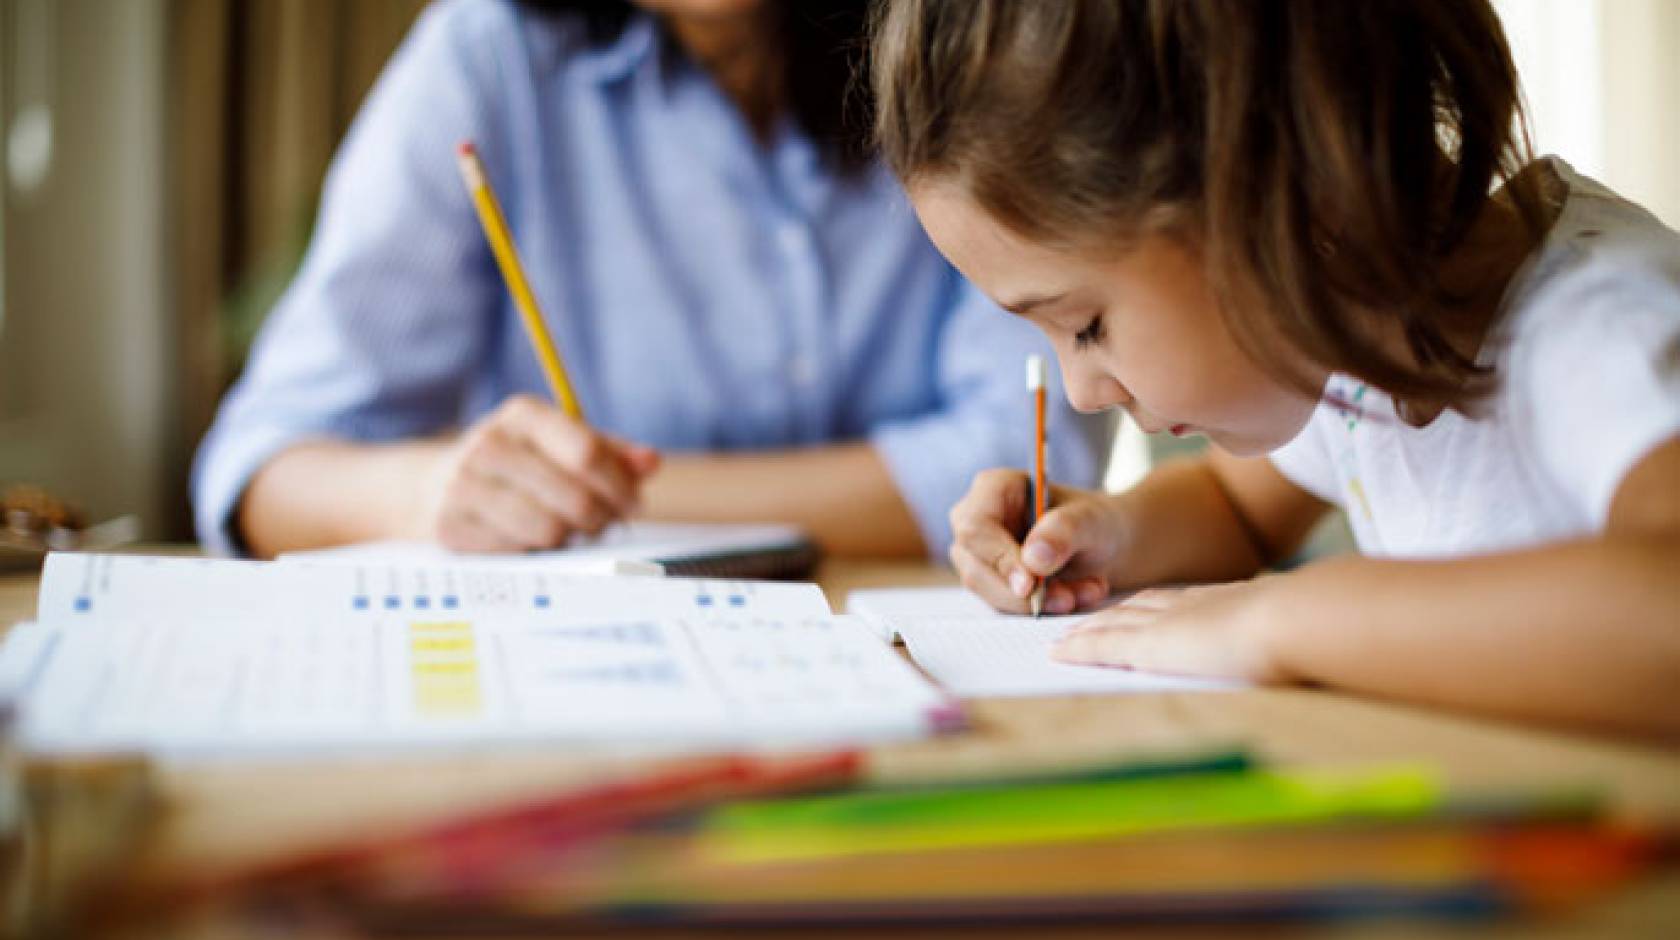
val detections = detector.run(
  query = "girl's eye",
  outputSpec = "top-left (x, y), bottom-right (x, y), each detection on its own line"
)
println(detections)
top-left (1073, 314), bottom-right (1106, 350)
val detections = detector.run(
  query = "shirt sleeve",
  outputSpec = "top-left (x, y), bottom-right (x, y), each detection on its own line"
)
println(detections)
top-left (190, 0), bottom-right (513, 554)
top-left (1509, 271), bottom-right (1680, 528)
top-left (870, 278), bottom-right (1112, 559)
top-left (1267, 403), bottom-right (1340, 506)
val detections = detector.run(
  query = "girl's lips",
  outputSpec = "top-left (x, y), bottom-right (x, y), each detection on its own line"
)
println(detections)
top-left (1169, 424), bottom-right (1190, 437)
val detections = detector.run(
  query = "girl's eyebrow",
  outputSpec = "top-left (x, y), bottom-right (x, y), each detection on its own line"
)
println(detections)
top-left (1001, 291), bottom-right (1070, 316)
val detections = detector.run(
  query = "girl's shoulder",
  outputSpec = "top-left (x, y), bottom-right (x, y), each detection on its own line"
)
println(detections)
top-left (1489, 158), bottom-right (1680, 374)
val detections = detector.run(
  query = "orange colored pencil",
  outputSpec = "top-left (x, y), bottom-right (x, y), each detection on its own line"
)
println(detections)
top-left (1028, 355), bottom-right (1048, 617)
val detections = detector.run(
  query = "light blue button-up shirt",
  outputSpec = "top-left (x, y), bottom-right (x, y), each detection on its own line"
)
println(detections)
top-left (192, 0), bottom-right (1108, 556)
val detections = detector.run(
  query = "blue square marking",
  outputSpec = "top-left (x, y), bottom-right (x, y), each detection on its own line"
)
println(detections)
top-left (696, 595), bottom-right (714, 607)
top-left (443, 595), bottom-right (459, 609)
top-left (353, 596), bottom-right (369, 611)
top-left (414, 596), bottom-right (430, 609)
top-left (384, 595), bottom-right (400, 610)
top-left (74, 597), bottom-right (91, 613)
top-left (535, 595), bottom-right (551, 609)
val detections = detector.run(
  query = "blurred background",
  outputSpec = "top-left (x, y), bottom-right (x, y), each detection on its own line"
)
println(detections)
top-left (0, 0), bottom-right (1675, 542)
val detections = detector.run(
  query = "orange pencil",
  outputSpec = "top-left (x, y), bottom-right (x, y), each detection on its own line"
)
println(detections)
top-left (1027, 355), bottom-right (1048, 617)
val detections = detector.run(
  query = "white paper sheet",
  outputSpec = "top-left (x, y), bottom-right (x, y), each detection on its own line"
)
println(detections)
top-left (845, 586), bottom-right (995, 641)
top-left (848, 586), bottom-right (1242, 698)
top-left (898, 615), bottom-right (1243, 698)
top-left (15, 554), bottom-right (956, 758)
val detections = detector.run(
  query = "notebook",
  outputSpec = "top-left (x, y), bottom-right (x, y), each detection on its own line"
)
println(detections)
top-left (847, 586), bottom-right (1243, 697)
top-left (6, 553), bottom-right (957, 758)
top-left (279, 522), bottom-right (821, 580)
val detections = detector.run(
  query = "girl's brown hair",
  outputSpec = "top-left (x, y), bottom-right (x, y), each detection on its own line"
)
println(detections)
top-left (872, 0), bottom-right (1546, 409)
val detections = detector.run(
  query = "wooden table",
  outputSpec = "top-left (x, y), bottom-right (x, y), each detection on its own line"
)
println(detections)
top-left (3, 559), bottom-right (1678, 937)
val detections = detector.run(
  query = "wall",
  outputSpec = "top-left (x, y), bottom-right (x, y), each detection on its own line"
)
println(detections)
top-left (0, 0), bottom-right (172, 534)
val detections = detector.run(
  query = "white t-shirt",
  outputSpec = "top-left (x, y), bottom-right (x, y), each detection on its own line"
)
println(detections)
top-left (1269, 159), bottom-right (1680, 559)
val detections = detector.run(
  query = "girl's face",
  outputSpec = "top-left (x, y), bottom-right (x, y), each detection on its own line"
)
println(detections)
top-left (911, 184), bottom-right (1322, 456)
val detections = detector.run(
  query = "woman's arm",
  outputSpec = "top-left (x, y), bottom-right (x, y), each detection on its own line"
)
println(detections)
top-left (1056, 438), bottom-right (1680, 740)
top-left (239, 405), bottom-right (924, 559)
top-left (640, 442), bottom-right (925, 558)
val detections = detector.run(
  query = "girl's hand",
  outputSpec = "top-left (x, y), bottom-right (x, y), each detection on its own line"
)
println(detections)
top-left (417, 395), bottom-right (661, 552)
top-left (1051, 579), bottom-right (1292, 683)
top-left (948, 469), bottom-right (1128, 615)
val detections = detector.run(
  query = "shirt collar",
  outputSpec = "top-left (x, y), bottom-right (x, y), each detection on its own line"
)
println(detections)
top-left (577, 12), bottom-right (660, 86)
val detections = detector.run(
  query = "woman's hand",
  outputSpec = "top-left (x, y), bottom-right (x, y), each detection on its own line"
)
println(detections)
top-left (1051, 578), bottom-right (1292, 683)
top-left (416, 395), bottom-right (661, 552)
top-left (947, 469), bottom-right (1129, 614)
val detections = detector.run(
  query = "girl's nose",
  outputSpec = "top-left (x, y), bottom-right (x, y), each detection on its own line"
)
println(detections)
top-left (1061, 360), bottom-right (1130, 414)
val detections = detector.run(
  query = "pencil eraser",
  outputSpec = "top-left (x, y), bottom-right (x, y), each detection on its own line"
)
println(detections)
top-left (1026, 354), bottom-right (1046, 390)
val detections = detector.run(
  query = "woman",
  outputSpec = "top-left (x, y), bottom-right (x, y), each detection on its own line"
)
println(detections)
top-left (192, 0), bottom-right (1107, 559)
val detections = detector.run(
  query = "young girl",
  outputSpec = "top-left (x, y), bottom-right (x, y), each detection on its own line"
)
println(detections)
top-left (872, 0), bottom-right (1680, 738)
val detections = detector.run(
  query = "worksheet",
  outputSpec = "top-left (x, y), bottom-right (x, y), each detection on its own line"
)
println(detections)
top-left (847, 586), bottom-right (1243, 697)
top-left (14, 554), bottom-right (957, 758)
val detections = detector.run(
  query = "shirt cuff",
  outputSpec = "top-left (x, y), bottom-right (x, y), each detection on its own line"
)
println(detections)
top-left (191, 422), bottom-right (319, 557)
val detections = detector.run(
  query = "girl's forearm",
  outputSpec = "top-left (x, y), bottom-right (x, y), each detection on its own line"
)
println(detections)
top-left (1265, 536), bottom-right (1680, 739)
top-left (1103, 457), bottom-right (1281, 589)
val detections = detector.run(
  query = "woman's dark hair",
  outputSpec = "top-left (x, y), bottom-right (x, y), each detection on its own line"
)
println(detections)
top-left (873, 0), bottom-right (1547, 410)
top-left (519, 1), bottom-right (875, 171)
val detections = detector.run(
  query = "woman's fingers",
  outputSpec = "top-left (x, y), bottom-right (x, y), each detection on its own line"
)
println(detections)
top-left (424, 396), bottom-right (662, 553)
top-left (512, 410), bottom-right (641, 515)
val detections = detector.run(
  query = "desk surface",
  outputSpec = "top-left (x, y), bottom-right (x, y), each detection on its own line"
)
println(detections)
top-left (3, 559), bottom-right (1678, 936)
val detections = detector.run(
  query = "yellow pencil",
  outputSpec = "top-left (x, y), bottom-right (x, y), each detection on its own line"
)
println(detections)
top-left (455, 141), bottom-right (585, 420)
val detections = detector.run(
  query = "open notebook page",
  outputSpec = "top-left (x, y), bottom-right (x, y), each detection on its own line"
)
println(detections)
top-left (16, 554), bottom-right (956, 758)
top-left (847, 586), bottom-right (1242, 698)
top-left (899, 616), bottom-right (1241, 698)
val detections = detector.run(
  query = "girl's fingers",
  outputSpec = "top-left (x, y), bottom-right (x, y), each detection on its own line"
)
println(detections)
top-left (1051, 625), bottom-right (1139, 667)
top-left (950, 541), bottom-right (1029, 613)
top-left (1019, 497), bottom-right (1115, 578)
top-left (1071, 577), bottom-right (1110, 609)
top-left (1116, 587), bottom-right (1185, 610)
top-left (949, 512), bottom-right (1033, 601)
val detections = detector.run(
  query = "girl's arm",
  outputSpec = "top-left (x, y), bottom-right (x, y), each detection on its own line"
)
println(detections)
top-left (1057, 438), bottom-right (1680, 740)
top-left (950, 448), bottom-right (1329, 614)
